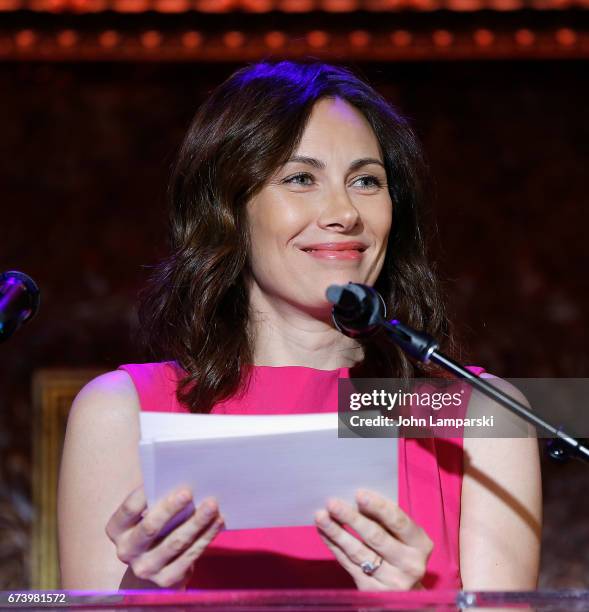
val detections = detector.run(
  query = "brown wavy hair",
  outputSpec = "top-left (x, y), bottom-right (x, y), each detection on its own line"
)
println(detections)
top-left (138, 59), bottom-right (455, 414)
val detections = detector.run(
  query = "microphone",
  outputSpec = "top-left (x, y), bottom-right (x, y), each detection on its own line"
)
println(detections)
top-left (0, 271), bottom-right (40, 343)
top-left (326, 282), bottom-right (384, 338)
top-left (326, 282), bottom-right (439, 361)
top-left (326, 283), bottom-right (589, 464)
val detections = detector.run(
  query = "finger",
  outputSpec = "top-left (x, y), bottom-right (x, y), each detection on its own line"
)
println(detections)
top-left (106, 484), bottom-right (146, 541)
top-left (140, 514), bottom-right (225, 588)
top-left (325, 497), bottom-right (409, 566)
top-left (356, 489), bottom-right (432, 552)
top-left (326, 498), bottom-right (432, 581)
top-left (315, 517), bottom-right (416, 591)
top-left (118, 487), bottom-right (194, 561)
top-left (314, 509), bottom-right (377, 570)
top-left (315, 520), bottom-right (367, 578)
top-left (132, 497), bottom-right (221, 577)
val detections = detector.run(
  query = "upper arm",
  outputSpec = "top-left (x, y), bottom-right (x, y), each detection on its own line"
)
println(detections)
top-left (460, 374), bottom-right (542, 590)
top-left (57, 370), bottom-right (143, 589)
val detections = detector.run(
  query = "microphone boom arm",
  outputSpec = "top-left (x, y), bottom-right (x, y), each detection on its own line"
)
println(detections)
top-left (381, 317), bottom-right (589, 464)
top-left (327, 281), bottom-right (589, 464)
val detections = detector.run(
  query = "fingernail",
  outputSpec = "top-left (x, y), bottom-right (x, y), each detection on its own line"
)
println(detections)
top-left (356, 490), bottom-right (370, 506)
top-left (177, 491), bottom-right (191, 504)
top-left (327, 499), bottom-right (341, 514)
top-left (315, 511), bottom-right (330, 528)
top-left (202, 501), bottom-right (217, 518)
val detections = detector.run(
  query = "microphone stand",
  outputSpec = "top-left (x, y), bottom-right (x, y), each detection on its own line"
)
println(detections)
top-left (383, 318), bottom-right (589, 464)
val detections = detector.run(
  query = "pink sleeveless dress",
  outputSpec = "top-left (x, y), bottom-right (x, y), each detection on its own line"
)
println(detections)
top-left (118, 362), bottom-right (484, 589)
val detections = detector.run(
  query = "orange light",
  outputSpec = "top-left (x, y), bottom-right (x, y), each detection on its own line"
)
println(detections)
top-left (114, 0), bottom-right (150, 11)
top-left (99, 30), bottom-right (120, 47)
top-left (349, 30), bottom-right (371, 47)
top-left (322, 0), bottom-right (359, 11)
top-left (71, 0), bottom-right (110, 12)
top-left (432, 29), bottom-right (453, 46)
top-left (307, 30), bottom-right (329, 47)
top-left (411, 0), bottom-right (440, 10)
top-left (241, 0), bottom-right (273, 10)
top-left (515, 29), bottom-right (535, 46)
top-left (473, 28), bottom-right (494, 46)
top-left (555, 27), bottom-right (576, 46)
top-left (280, 0), bottom-right (314, 11)
top-left (155, 0), bottom-right (191, 11)
top-left (223, 31), bottom-right (245, 47)
top-left (265, 31), bottom-right (286, 48)
top-left (447, 0), bottom-right (482, 9)
top-left (490, 0), bottom-right (523, 9)
top-left (0, 0), bottom-right (22, 9)
top-left (182, 31), bottom-right (203, 47)
top-left (390, 30), bottom-right (412, 47)
top-left (141, 30), bottom-right (162, 47)
top-left (47, 0), bottom-right (67, 11)
top-left (57, 29), bottom-right (78, 47)
top-left (196, 0), bottom-right (234, 11)
top-left (15, 30), bottom-right (36, 48)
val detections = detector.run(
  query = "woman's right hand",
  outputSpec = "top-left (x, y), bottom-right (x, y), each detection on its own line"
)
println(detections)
top-left (105, 485), bottom-right (225, 588)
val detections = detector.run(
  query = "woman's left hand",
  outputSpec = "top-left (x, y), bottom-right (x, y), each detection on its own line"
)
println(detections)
top-left (314, 488), bottom-right (433, 591)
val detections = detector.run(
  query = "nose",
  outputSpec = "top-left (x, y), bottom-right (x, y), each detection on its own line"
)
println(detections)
top-left (316, 185), bottom-right (360, 233)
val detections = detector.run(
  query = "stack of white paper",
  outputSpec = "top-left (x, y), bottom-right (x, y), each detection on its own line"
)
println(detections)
top-left (139, 411), bottom-right (397, 533)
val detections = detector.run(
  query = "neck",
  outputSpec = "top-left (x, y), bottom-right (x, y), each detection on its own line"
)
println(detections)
top-left (247, 283), bottom-right (364, 370)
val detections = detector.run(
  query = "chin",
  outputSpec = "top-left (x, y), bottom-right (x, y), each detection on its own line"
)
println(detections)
top-left (322, 274), bottom-right (367, 288)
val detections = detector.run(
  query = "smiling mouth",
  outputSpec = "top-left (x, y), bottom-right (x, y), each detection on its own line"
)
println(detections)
top-left (298, 247), bottom-right (367, 261)
top-left (301, 247), bottom-right (367, 253)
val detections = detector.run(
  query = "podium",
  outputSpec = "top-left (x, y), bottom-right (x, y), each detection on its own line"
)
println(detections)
top-left (2, 590), bottom-right (589, 610)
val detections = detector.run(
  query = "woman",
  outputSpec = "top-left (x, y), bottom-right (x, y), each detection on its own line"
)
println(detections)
top-left (57, 60), bottom-right (541, 591)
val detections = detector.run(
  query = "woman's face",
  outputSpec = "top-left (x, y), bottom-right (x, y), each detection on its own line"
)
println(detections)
top-left (246, 96), bottom-right (392, 317)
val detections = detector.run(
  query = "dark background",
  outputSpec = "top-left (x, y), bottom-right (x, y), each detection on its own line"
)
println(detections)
top-left (1, 57), bottom-right (588, 587)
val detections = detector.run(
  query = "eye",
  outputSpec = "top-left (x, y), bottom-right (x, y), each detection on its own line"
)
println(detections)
top-left (352, 175), bottom-right (383, 189)
top-left (283, 172), bottom-right (314, 186)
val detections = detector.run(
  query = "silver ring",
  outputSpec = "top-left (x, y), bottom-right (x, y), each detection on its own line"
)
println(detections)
top-left (360, 555), bottom-right (383, 575)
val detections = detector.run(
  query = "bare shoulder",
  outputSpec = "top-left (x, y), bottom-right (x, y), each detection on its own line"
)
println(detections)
top-left (478, 371), bottom-right (529, 402)
top-left (68, 370), bottom-right (141, 438)
top-left (464, 372), bottom-right (535, 441)
top-left (59, 370), bottom-right (144, 588)
top-left (72, 369), bottom-right (140, 412)
top-left (463, 370), bottom-right (539, 469)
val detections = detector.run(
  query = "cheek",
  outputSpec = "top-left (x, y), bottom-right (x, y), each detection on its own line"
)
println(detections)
top-left (249, 192), bottom-right (311, 246)
top-left (380, 206), bottom-right (393, 236)
top-left (247, 196), bottom-right (310, 277)
top-left (366, 197), bottom-right (393, 241)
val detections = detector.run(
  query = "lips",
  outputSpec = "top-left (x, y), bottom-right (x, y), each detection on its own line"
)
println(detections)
top-left (299, 241), bottom-right (368, 252)
top-left (298, 241), bottom-right (368, 262)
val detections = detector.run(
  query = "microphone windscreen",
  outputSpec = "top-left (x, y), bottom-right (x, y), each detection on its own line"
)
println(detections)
top-left (326, 284), bottom-right (344, 305)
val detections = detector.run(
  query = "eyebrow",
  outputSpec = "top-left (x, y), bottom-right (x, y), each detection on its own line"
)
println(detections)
top-left (285, 156), bottom-right (385, 172)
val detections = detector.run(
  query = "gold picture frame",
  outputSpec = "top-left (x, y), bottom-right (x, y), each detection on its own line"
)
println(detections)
top-left (31, 369), bottom-right (104, 590)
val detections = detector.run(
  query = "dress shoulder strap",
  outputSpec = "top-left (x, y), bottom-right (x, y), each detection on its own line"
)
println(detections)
top-left (118, 361), bottom-right (187, 413)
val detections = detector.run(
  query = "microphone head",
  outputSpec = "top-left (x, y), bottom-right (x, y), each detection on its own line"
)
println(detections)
top-left (326, 284), bottom-right (343, 306)
top-left (0, 270), bottom-right (41, 343)
top-left (326, 282), bottom-right (385, 338)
